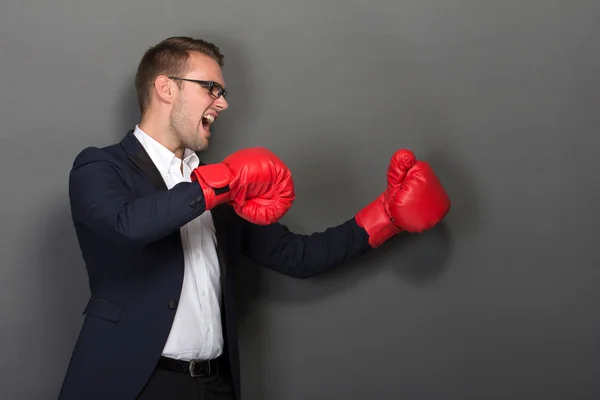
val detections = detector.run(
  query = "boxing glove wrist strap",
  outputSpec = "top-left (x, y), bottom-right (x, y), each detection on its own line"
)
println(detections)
top-left (190, 163), bottom-right (233, 210)
top-left (355, 195), bottom-right (403, 248)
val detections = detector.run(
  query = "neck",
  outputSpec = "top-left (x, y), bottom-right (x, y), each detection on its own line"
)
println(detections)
top-left (139, 111), bottom-right (185, 160)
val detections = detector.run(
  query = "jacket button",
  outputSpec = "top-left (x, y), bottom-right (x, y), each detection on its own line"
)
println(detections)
top-left (190, 200), bottom-right (197, 208)
top-left (168, 300), bottom-right (178, 310)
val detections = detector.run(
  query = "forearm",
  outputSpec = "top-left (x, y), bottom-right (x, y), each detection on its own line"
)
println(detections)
top-left (69, 149), bottom-right (208, 248)
top-left (72, 183), bottom-right (206, 247)
top-left (242, 217), bottom-right (372, 279)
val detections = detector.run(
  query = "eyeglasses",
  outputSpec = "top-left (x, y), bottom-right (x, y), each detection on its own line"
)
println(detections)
top-left (168, 76), bottom-right (228, 99)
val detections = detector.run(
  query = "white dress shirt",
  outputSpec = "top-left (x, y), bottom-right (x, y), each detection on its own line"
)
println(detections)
top-left (133, 125), bottom-right (223, 361)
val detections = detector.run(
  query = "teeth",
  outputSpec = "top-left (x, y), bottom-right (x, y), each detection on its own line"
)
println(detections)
top-left (203, 114), bottom-right (215, 123)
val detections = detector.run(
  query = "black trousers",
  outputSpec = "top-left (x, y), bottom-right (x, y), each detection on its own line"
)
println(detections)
top-left (137, 365), bottom-right (236, 400)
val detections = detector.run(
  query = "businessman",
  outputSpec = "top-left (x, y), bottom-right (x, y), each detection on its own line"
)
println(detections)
top-left (58, 36), bottom-right (451, 400)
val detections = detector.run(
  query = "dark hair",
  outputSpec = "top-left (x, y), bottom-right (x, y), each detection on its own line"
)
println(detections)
top-left (134, 36), bottom-right (224, 114)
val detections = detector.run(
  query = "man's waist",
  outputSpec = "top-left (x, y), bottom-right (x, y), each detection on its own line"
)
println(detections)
top-left (156, 355), bottom-right (221, 377)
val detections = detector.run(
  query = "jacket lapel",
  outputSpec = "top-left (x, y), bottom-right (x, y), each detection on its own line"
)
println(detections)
top-left (210, 203), bottom-right (231, 287)
top-left (120, 130), bottom-right (168, 191)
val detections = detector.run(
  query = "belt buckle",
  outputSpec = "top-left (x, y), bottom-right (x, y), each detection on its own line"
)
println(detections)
top-left (189, 359), bottom-right (210, 377)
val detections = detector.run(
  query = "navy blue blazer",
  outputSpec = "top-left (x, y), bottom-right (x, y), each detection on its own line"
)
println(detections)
top-left (57, 130), bottom-right (372, 400)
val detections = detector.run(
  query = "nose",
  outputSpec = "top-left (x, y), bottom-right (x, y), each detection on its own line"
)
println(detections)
top-left (214, 95), bottom-right (228, 110)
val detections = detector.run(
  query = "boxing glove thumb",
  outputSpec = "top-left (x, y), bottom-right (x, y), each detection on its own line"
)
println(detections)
top-left (355, 149), bottom-right (416, 248)
top-left (386, 149), bottom-right (416, 191)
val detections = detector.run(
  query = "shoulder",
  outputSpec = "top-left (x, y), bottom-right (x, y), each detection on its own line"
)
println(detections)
top-left (69, 142), bottom-right (131, 189)
top-left (71, 142), bottom-right (125, 170)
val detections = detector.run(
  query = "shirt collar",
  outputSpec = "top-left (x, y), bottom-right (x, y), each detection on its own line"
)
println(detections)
top-left (133, 125), bottom-right (199, 176)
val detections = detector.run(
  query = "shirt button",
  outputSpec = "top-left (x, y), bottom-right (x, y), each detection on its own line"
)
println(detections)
top-left (201, 291), bottom-right (206, 296)
top-left (195, 253), bottom-right (200, 259)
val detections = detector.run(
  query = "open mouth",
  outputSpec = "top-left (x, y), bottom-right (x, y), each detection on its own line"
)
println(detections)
top-left (201, 114), bottom-right (215, 133)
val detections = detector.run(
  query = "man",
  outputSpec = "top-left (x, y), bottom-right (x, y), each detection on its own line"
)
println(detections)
top-left (58, 36), bottom-right (451, 400)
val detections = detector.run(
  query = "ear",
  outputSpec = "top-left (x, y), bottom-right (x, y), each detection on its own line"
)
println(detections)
top-left (153, 75), bottom-right (176, 104)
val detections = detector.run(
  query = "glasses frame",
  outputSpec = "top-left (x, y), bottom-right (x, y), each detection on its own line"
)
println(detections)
top-left (168, 76), bottom-right (228, 99)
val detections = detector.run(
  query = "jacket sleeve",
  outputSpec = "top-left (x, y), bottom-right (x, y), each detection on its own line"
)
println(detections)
top-left (68, 147), bottom-right (208, 248)
top-left (240, 216), bottom-right (373, 279)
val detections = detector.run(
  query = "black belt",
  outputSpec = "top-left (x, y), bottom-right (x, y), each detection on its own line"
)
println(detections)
top-left (157, 356), bottom-right (219, 377)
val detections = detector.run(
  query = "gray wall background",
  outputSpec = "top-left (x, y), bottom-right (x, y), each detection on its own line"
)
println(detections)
top-left (2, 0), bottom-right (600, 399)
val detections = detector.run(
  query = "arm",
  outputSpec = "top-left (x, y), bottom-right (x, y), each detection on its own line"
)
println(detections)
top-left (239, 148), bottom-right (451, 278)
top-left (241, 216), bottom-right (373, 279)
top-left (68, 147), bottom-right (208, 248)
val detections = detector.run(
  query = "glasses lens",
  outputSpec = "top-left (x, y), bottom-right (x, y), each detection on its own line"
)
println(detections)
top-left (211, 82), bottom-right (226, 98)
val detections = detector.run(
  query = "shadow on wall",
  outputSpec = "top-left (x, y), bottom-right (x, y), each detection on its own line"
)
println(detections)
top-left (232, 143), bottom-right (480, 398)
top-left (233, 230), bottom-right (454, 400)
top-left (239, 222), bottom-right (454, 303)
top-left (417, 145), bottom-right (482, 240)
top-left (233, 139), bottom-right (485, 305)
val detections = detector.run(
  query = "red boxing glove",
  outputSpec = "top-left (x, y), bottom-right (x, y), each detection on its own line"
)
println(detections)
top-left (355, 149), bottom-right (451, 248)
top-left (191, 147), bottom-right (295, 225)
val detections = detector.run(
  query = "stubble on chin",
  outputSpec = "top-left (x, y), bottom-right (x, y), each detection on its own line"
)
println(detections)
top-left (169, 118), bottom-right (207, 154)
top-left (186, 124), bottom-right (209, 152)
top-left (191, 138), bottom-right (208, 152)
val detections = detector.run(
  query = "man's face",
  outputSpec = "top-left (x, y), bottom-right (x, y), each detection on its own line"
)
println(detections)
top-left (169, 52), bottom-right (229, 152)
